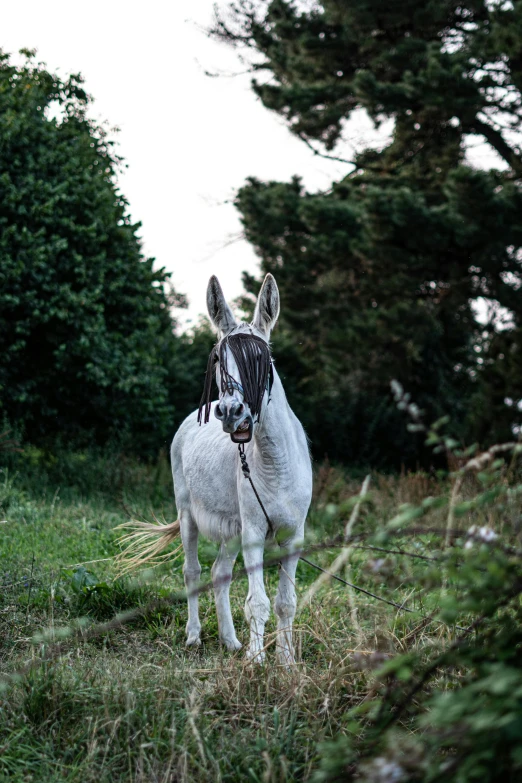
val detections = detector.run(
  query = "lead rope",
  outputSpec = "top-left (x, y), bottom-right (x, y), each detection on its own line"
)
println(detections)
top-left (238, 443), bottom-right (274, 538)
top-left (236, 444), bottom-right (437, 616)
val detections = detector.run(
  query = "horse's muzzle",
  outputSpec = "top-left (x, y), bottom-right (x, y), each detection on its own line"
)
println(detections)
top-left (229, 415), bottom-right (253, 444)
top-left (215, 401), bottom-right (253, 442)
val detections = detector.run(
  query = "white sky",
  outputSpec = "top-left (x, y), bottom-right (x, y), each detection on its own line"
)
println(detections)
top-left (3, 1), bottom-right (504, 328)
top-left (2, 0), bottom-right (348, 326)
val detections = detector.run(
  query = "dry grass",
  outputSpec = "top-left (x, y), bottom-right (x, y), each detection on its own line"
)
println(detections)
top-left (0, 452), bottom-right (520, 782)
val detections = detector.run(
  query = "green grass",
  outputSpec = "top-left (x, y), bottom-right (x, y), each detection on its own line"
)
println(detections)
top-left (0, 448), bottom-right (520, 782)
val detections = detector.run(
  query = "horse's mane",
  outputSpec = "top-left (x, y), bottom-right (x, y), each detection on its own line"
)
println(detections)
top-left (198, 328), bottom-right (272, 425)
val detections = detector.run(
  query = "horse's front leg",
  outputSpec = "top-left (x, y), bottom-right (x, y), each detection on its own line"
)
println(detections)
top-left (274, 534), bottom-right (303, 666)
top-left (212, 538), bottom-right (242, 651)
top-left (242, 529), bottom-right (270, 663)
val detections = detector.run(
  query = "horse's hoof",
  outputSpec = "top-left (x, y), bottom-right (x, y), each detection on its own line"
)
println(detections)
top-left (223, 637), bottom-right (242, 651)
top-left (246, 648), bottom-right (266, 664)
top-left (186, 634), bottom-right (201, 647)
top-left (277, 654), bottom-right (296, 669)
top-left (276, 647), bottom-right (296, 668)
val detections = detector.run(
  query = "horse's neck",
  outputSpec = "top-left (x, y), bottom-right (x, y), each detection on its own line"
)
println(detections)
top-left (251, 372), bottom-right (294, 478)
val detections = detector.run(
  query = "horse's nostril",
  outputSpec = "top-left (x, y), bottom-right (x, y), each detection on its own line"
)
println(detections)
top-left (215, 404), bottom-right (223, 419)
top-left (236, 403), bottom-right (244, 416)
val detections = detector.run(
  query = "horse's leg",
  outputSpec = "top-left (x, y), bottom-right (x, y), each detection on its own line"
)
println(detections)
top-left (180, 511), bottom-right (201, 646)
top-left (242, 530), bottom-right (271, 663)
top-left (274, 534), bottom-right (302, 666)
top-left (212, 538), bottom-right (242, 651)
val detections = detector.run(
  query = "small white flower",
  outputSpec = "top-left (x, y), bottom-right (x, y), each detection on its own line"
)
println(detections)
top-left (465, 524), bottom-right (498, 546)
top-left (478, 526), bottom-right (498, 542)
top-left (408, 403), bottom-right (420, 418)
top-left (362, 757), bottom-right (406, 782)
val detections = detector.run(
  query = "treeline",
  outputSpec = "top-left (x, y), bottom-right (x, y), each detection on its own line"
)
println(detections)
top-left (0, 50), bottom-right (213, 456)
top-left (3, 0), bottom-right (522, 468)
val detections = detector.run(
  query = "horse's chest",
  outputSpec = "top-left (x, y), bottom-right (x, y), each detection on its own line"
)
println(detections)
top-left (238, 471), bottom-right (310, 532)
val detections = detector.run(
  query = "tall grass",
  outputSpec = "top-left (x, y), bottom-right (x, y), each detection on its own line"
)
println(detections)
top-left (0, 425), bottom-right (521, 782)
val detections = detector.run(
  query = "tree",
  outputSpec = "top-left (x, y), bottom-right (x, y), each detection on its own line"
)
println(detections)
top-left (0, 50), bottom-right (188, 454)
top-left (214, 0), bottom-right (522, 466)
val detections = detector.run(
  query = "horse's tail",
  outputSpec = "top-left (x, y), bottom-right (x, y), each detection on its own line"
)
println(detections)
top-left (114, 517), bottom-right (182, 576)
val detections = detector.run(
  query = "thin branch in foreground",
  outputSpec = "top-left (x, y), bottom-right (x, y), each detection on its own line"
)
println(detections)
top-left (352, 544), bottom-right (438, 563)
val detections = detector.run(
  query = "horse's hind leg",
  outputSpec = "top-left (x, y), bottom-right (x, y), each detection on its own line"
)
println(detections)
top-left (180, 511), bottom-right (202, 646)
top-left (212, 538), bottom-right (242, 651)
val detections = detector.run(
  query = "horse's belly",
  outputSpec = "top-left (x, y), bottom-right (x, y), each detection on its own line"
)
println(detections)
top-left (190, 498), bottom-right (242, 542)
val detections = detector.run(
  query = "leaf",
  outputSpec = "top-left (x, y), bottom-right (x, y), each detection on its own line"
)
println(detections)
top-left (70, 567), bottom-right (99, 593)
top-left (421, 495), bottom-right (448, 510)
top-left (387, 505), bottom-right (424, 529)
top-left (375, 653), bottom-right (416, 679)
top-left (432, 415), bottom-right (451, 431)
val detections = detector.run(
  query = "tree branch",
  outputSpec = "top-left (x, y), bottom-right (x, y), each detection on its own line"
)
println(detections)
top-left (297, 132), bottom-right (356, 167)
top-left (470, 117), bottom-right (522, 175)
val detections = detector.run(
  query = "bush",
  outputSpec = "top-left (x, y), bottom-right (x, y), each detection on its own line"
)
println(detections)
top-left (0, 50), bottom-right (189, 456)
top-left (313, 385), bottom-right (522, 782)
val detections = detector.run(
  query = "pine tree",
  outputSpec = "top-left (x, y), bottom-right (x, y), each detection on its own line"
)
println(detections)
top-left (215, 0), bottom-right (522, 465)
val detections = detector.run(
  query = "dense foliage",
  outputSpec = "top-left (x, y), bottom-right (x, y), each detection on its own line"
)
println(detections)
top-left (215, 0), bottom-right (522, 466)
top-left (0, 50), bottom-right (213, 455)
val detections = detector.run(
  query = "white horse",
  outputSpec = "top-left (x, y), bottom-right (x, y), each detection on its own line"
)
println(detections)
top-left (125, 274), bottom-right (312, 664)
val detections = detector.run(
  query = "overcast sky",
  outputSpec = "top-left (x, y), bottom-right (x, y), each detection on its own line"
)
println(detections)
top-left (2, 0), bottom-right (348, 325)
top-left (3, 1), bottom-right (501, 327)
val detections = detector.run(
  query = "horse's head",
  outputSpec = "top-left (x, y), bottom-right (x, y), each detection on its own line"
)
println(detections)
top-left (198, 274), bottom-right (280, 443)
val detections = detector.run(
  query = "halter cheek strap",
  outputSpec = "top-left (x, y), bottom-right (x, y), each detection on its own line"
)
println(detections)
top-left (224, 378), bottom-right (245, 396)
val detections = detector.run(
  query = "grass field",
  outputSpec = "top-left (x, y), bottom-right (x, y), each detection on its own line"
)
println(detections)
top-left (0, 446), bottom-right (521, 782)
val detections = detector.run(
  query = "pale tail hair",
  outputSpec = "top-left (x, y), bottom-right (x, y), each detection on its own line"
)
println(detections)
top-left (114, 517), bottom-right (182, 576)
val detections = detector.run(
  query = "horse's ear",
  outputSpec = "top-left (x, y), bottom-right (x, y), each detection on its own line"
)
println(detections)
top-left (206, 276), bottom-right (237, 335)
top-left (252, 274), bottom-right (280, 336)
